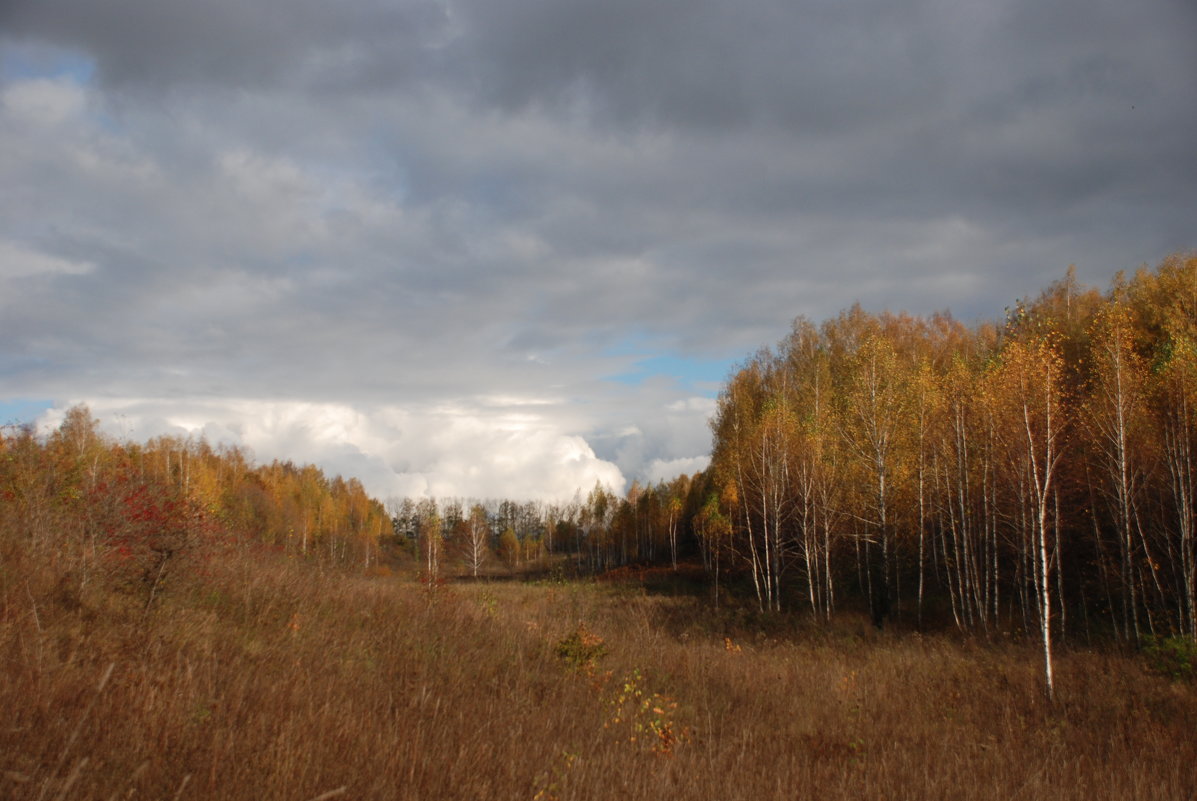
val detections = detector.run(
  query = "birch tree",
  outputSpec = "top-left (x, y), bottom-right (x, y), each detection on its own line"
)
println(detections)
top-left (1085, 300), bottom-right (1155, 640)
top-left (993, 335), bottom-right (1069, 701)
top-left (839, 333), bottom-right (910, 628)
top-left (462, 503), bottom-right (491, 578)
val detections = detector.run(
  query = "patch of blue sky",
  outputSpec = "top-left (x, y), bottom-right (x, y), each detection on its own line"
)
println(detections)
top-left (0, 398), bottom-right (54, 427)
top-left (603, 335), bottom-right (737, 396)
top-left (2, 44), bottom-right (122, 135)
top-left (1, 43), bottom-right (95, 84)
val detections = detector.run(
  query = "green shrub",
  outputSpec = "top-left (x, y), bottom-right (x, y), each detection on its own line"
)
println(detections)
top-left (1142, 635), bottom-right (1197, 681)
top-left (554, 623), bottom-right (608, 673)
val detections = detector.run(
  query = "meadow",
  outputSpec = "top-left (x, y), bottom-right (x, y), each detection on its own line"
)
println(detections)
top-left (3, 548), bottom-right (1194, 801)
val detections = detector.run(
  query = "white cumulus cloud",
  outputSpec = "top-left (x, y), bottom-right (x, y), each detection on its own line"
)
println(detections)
top-left (38, 397), bottom-right (628, 502)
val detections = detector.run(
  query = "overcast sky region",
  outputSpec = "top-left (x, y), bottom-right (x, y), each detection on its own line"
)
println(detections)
top-left (2, 0), bottom-right (1195, 502)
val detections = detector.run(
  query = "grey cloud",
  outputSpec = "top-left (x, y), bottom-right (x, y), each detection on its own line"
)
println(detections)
top-left (447, 0), bottom-right (936, 132)
top-left (10, 0), bottom-right (1193, 139)
top-left (2, 0), bottom-right (1195, 498)
top-left (2, 0), bottom-right (451, 94)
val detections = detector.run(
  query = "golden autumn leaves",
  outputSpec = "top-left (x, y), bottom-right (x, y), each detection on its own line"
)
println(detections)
top-left (703, 253), bottom-right (1197, 701)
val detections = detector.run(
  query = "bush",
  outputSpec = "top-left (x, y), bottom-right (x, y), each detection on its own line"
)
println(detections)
top-left (554, 623), bottom-right (608, 673)
top-left (1142, 635), bottom-right (1197, 681)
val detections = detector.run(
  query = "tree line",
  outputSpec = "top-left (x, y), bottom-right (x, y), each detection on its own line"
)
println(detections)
top-left (696, 253), bottom-right (1197, 698)
top-left (385, 475), bottom-right (694, 580)
top-left (1, 407), bottom-right (391, 608)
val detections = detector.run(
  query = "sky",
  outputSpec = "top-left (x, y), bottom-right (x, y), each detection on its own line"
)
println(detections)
top-left (2, 0), bottom-right (1195, 502)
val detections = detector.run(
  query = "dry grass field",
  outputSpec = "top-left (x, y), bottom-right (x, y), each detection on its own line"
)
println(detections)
top-left (3, 550), bottom-right (1195, 801)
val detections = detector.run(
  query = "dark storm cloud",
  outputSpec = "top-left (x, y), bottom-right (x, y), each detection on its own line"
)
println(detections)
top-left (437, 0), bottom-right (1197, 268)
top-left (1, 0), bottom-right (451, 92)
top-left (9, 0), bottom-right (1194, 232)
top-left (450, 0), bottom-right (936, 131)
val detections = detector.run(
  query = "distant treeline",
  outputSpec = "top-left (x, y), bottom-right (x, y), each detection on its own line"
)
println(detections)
top-left (0, 409), bottom-right (391, 588)
top-left (386, 475), bottom-right (694, 578)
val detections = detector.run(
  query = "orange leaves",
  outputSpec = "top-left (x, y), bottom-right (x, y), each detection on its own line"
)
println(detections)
top-left (551, 626), bottom-right (691, 760)
top-left (603, 668), bottom-right (691, 757)
top-left (553, 623), bottom-right (609, 674)
top-left (986, 334), bottom-right (1070, 430)
top-left (1, 404), bottom-right (391, 590)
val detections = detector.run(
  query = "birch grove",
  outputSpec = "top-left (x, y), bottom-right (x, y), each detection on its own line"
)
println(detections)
top-left (704, 253), bottom-right (1197, 698)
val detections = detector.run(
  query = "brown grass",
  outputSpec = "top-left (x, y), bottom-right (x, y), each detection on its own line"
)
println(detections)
top-left (2, 550), bottom-right (1195, 801)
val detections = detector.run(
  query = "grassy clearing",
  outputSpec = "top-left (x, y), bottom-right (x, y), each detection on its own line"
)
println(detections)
top-left (3, 553), bottom-right (1195, 800)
